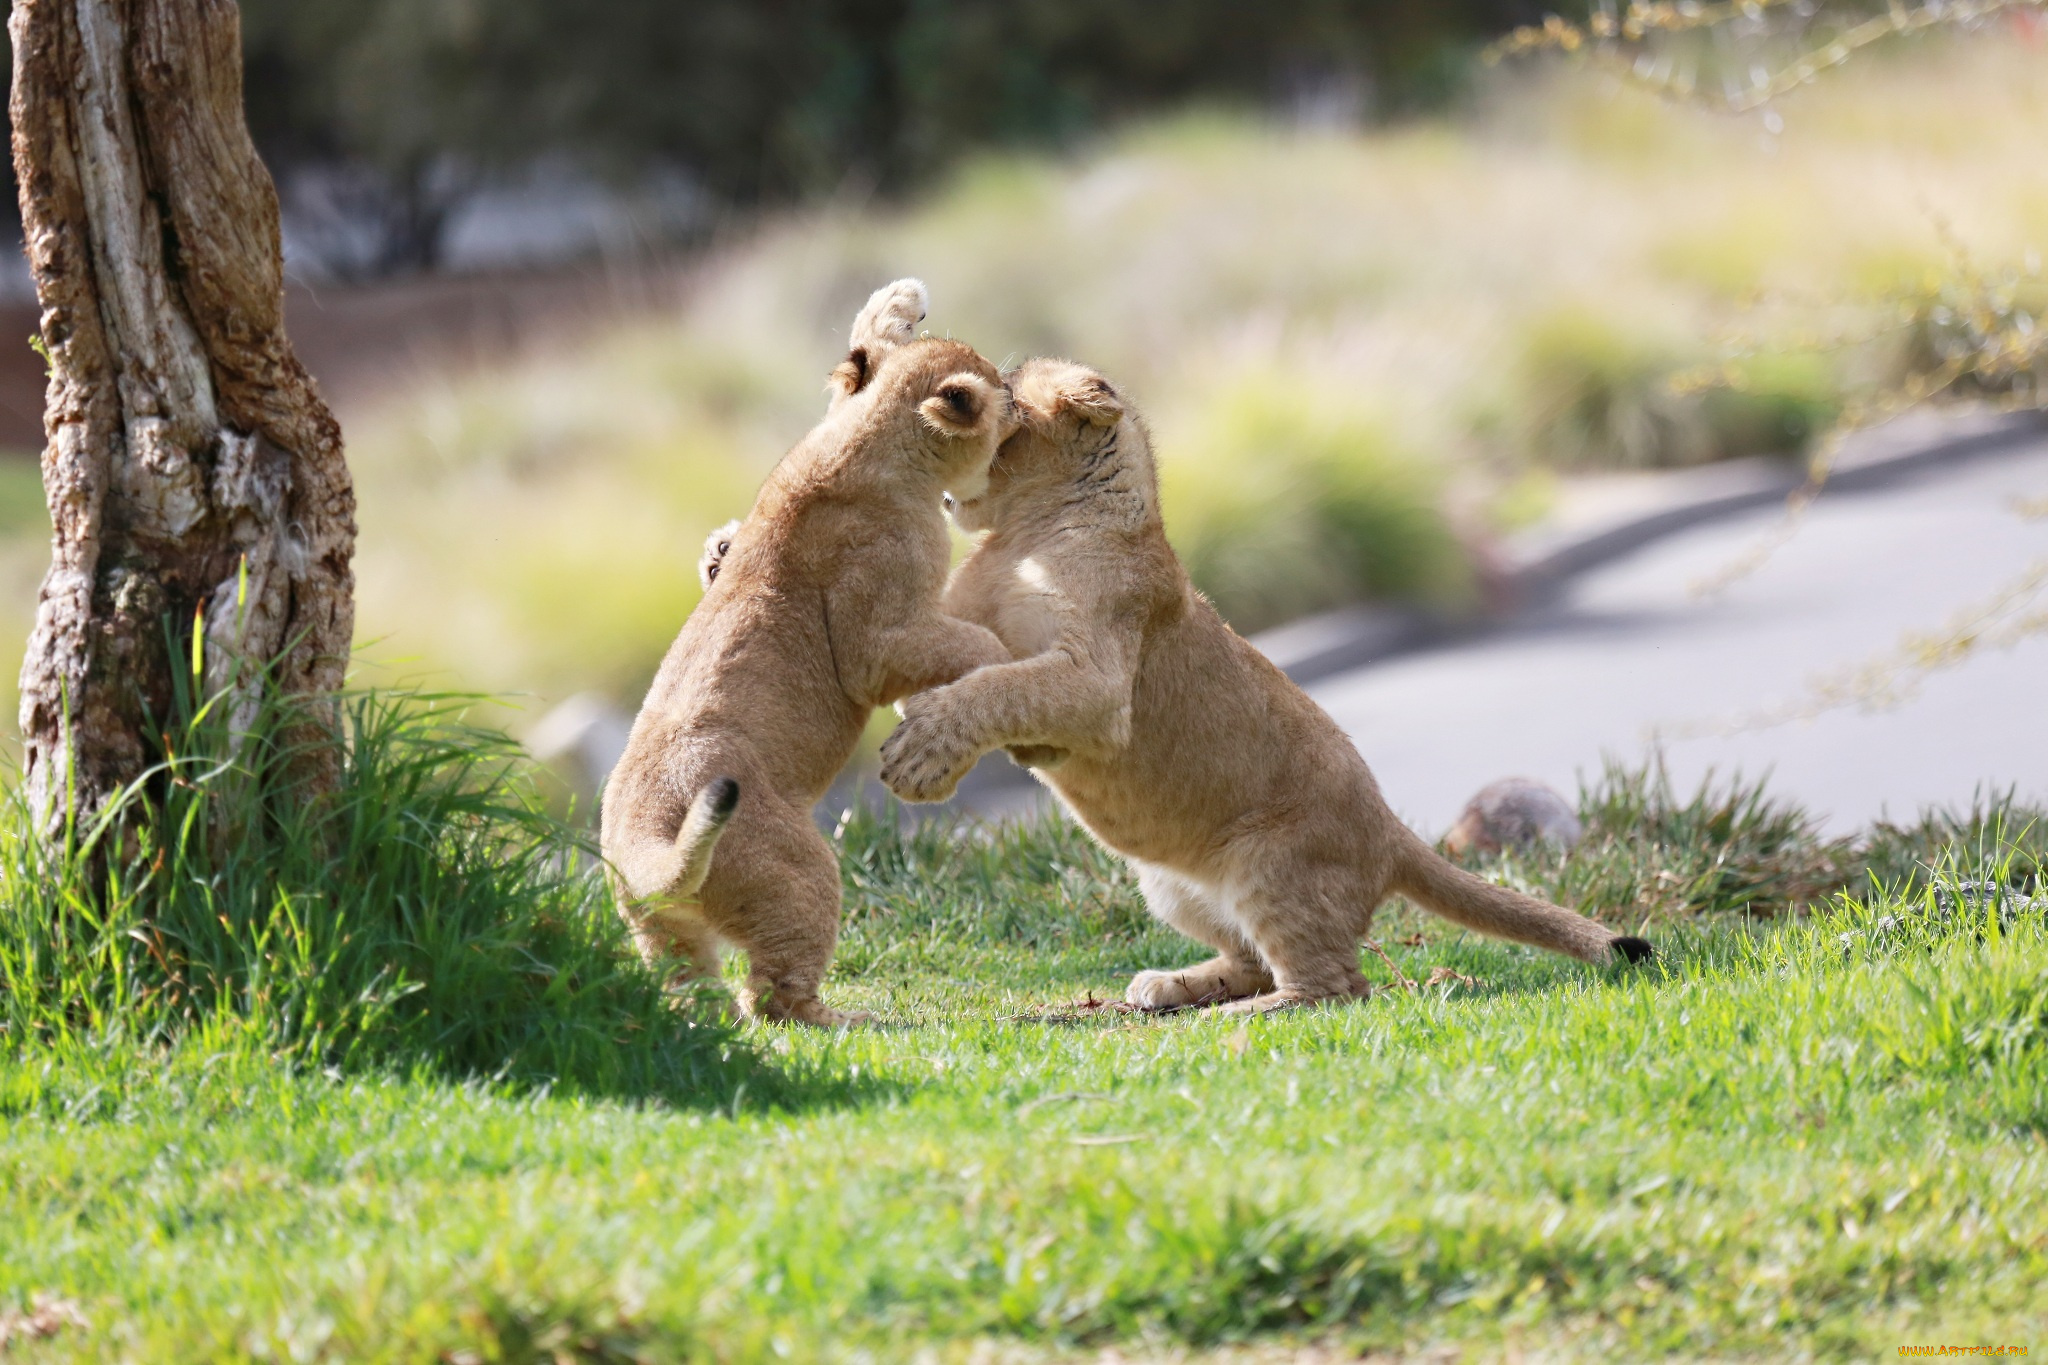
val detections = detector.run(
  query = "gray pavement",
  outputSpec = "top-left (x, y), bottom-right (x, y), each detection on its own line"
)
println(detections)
top-left (1311, 431), bottom-right (2048, 836)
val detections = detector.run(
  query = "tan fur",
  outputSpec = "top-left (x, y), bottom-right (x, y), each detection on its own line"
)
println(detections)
top-left (602, 281), bottom-right (1012, 1025)
top-left (879, 358), bottom-right (1651, 1012)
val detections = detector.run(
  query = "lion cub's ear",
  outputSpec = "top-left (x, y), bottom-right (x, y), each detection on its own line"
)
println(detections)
top-left (919, 373), bottom-right (1005, 438)
top-left (828, 346), bottom-right (873, 398)
top-left (1059, 375), bottom-right (1124, 428)
top-left (829, 278), bottom-right (929, 399)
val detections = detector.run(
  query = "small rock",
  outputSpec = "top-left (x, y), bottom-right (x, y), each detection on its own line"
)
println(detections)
top-left (1443, 777), bottom-right (1583, 856)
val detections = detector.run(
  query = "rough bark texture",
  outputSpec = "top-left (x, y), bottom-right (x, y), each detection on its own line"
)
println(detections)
top-left (9, 0), bottom-right (355, 828)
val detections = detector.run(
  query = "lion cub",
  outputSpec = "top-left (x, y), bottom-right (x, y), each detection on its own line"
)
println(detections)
top-left (601, 281), bottom-right (1011, 1025)
top-left (877, 358), bottom-right (1651, 1012)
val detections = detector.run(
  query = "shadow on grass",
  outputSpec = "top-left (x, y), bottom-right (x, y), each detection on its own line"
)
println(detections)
top-left (0, 1020), bottom-right (909, 1127)
top-left (382, 1008), bottom-right (912, 1117)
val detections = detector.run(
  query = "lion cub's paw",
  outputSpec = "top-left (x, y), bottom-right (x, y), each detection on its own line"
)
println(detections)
top-left (756, 997), bottom-right (874, 1028)
top-left (850, 278), bottom-right (929, 351)
top-left (1126, 955), bottom-right (1274, 1011)
top-left (879, 711), bottom-right (978, 803)
top-left (1126, 968), bottom-right (1223, 1011)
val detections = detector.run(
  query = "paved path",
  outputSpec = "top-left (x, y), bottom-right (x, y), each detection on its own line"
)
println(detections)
top-left (1310, 434), bottom-right (2048, 836)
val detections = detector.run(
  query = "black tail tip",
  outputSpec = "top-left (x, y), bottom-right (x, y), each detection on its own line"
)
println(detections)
top-left (1611, 935), bottom-right (1654, 964)
top-left (707, 777), bottom-right (741, 819)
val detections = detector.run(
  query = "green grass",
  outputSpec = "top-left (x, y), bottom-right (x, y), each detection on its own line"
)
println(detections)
top-left (0, 680), bottom-right (763, 1106)
top-left (4, 743), bottom-right (2047, 1361)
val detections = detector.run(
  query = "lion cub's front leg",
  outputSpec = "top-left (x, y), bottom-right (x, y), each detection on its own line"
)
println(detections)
top-left (881, 631), bottom-right (1138, 803)
top-left (864, 615), bottom-right (1009, 709)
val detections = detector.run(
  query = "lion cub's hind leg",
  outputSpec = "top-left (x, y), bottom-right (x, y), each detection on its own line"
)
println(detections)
top-left (1215, 865), bottom-right (1376, 1016)
top-left (614, 777), bottom-right (742, 997)
top-left (1125, 865), bottom-right (1275, 1010)
top-left (624, 906), bottom-right (727, 1002)
top-left (700, 800), bottom-right (872, 1028)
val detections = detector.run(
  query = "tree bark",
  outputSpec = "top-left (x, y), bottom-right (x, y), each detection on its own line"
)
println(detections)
top-left (9, 0), bottom-right (355, 830)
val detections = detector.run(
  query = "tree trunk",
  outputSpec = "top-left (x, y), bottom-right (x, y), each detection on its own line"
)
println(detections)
top-left (8, 0), bottom-right (355, 830)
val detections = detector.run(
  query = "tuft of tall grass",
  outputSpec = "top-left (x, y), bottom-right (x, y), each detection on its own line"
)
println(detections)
top-left (1863, 789), bottom-right (2046, 896)
top-left (1445, 757), bottom-right (1856, 927)
top-left (0, 675), bottom-right (759, 1106)
top-left (1453, 756), bottom-right (2045, 928)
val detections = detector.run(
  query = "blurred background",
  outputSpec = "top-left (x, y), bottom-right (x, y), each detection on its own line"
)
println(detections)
top-left (0, 1), bottom-right (2043, 829)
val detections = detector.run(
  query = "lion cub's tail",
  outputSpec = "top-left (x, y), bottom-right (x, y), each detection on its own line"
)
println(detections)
top-left (616, 778), bottom-right (741, 903)
top-left (670, 777), bottom-right (741, 899)
top-left (1390, 834), bottom-right (1652, 965)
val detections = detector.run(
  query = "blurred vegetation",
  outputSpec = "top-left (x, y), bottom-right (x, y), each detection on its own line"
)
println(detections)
top-left (1488, 0), bottom-right (2042, 110)
top-left (1492, 0), bottom-right (2048, 688)
top-left (292, 34), bottom-right (2043, 715)
top-left (343, 319), bottom-right (771, 701)
top-left (0, 461), bottom-right (47, 537)
top-left (1890, 250), bottom-right (2048, 409)
top-left (1518, 310), bottom-right (1839, 469)
top-left (1490, 2), bottom-right (2048, 431)
top-left (1, 25), bottom-right (2041, 726)
top-left (221, 0), bottom-right (1560, 273)
top-left (1162, 378), bottom-right (1474, 629)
